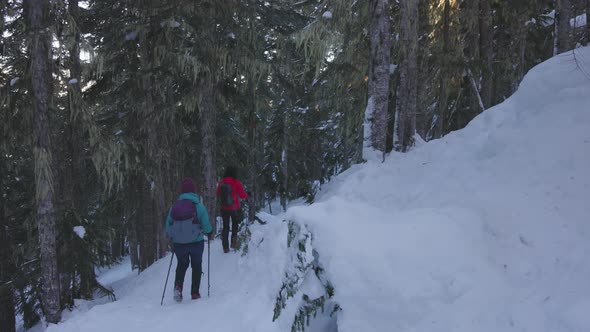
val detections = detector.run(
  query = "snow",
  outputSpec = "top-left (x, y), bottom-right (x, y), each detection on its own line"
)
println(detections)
top-left (525, 17), bottom-right (536, 26)
top-left (44, 216), bottom-right (293, 332)
top-left (227, 32), bottom-right (236, 39)
top-left (570, 13), bottom-right (587, 28)
top-left (68, 78), bottom-right (78, 84)
top-left (389, 63), bottom-right (397, 74)
top-left (125, 31), bottom-right (138, 41)
top-left (10, 77), bottom-right (19, 86)
top-left (96, 257), bottom-right (135, 286)
top-left (73, 226), bottom-right (86, 239)
top-left (322, 11), bottom-right (333, 19)
top-left (544, 12), bottom-right (586, 28)
top-left (287, 47), bottom-right (590, 332)
top-left (38, 47), bottom-right (590, 332)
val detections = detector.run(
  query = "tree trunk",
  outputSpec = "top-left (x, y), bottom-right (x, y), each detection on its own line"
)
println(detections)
top-left (126, 174), bottom-right (140, 271)
top-left (127, 210), bottom-right (140, 271)
top-left (138, 179), bottom-right (157, 271)
top-left (67, 0), bottom-right (97, 299)
top-left (67, 0), bottom-right (84, 208)
top-left (0, 181), bottom-right (16, 332)
top-left (586, 0), bottom-right (590, 45)
top-left (416, 0), bottom-right (430, 140)
top-left (247, 84), bottom-right (257, 223)
top-left (198, 74), bottom-right (217, 234)
top-left (395, 0), bottom-right (418, 152)
top-left (365, 0), bottom-right (391, 157)
top-left (0, 284), bottom-right (15, 332)
top-left (461, 0), bottom-right (482, 115)
top-left (111, 231), bottom-right (123, 259)
top-left (513, 19), bottom-right (528, 92)
top-left (27, 0), bottom-right (61, 323)
top-left (134, 19), bottom-right (162, 270)
top-left (433, 0), bottom-right (451, 140)
top-left (479, 0), bottom-right (493, 108)
top-left (280, 109), bottom-right (289, 212)
top-left (555, 0), bottom-right (572, 54)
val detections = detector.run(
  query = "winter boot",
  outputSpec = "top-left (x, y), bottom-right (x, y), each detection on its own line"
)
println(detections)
top-left (173, 284), bottom-right (183, 302)
top-left (191, 293), bottom-right (201, 300)
top-left (231, 236), bottom-right (237, 249)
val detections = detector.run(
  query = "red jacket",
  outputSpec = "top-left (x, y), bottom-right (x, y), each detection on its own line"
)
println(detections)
top-left (216, 177), bottom-right (248, 210)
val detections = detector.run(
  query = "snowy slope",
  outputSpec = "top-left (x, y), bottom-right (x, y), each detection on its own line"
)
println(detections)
top-left (287, 48), bottom-right (590, 331)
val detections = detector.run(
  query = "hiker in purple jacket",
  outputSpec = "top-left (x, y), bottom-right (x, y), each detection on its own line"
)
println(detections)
top-left (165, 177), bottom-right (212, 301)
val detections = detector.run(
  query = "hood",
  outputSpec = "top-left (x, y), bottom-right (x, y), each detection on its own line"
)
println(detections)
top-left (178, 192), bottom-right (201, 204)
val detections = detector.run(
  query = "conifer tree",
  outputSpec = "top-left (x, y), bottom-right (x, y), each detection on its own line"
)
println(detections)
top-left (26, 0), bottom-right (61, 323)
top-left (394, 0), bottom-right (418, 152)
top-left (366, 0), bottom-right (391, 157)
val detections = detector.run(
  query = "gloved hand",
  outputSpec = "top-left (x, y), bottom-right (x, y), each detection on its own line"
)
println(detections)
top-left (208, 233), bottom-right (215, 241)
top-left (168, 242), bottom-right (174, 252)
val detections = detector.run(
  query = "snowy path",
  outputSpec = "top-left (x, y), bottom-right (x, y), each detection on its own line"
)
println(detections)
top-left (46, 214), bottom-right (291, 332)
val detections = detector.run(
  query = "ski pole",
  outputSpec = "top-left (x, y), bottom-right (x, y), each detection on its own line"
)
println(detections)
top-left (207, 236), bottom-right (211, 297)
top-left (161, 253), bottom-right (174, 305)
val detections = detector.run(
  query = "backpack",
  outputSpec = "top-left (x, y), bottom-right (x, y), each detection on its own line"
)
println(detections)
top-left (220, 182), bottom-right (234, 207)
top-left (167, 199), bottom-right (201, 244)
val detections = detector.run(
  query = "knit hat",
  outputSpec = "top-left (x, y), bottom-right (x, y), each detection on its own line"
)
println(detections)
top-left (181, 177), bottom-right (196, 193)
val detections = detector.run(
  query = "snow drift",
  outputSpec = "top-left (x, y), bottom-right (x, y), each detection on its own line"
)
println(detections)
top-left (287, 47), bottom-right (590, 331)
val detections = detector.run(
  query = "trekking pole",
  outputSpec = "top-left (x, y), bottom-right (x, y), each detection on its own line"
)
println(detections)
top-left (161, 253), bottom-right (174, 305)
top-left (207, 236), bottom-right (211, 297)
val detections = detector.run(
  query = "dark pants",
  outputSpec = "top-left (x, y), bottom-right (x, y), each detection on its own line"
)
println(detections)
top-left (221, 209), bottom-right (240, 250)
top-left (173, 241), bottom-right (204, 295)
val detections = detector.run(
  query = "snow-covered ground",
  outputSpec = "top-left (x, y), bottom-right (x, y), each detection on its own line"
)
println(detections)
top-left (37, 213), bottom-right (294, 332)
top-left (29, 47), bottom-right (590, 332)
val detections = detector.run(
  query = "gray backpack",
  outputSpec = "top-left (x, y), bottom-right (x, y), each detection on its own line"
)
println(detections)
top-left (220, 182), bottom-right (234, 207)
top-left (167, 199), bottom-right (201, 244)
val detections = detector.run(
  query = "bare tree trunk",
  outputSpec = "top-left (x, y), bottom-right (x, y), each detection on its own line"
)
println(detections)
top-left (151, 124), bottom-right (168, 259)
top-left (63, 0), bottom-right (85, 210)
top-left (554, 0), bottom-right (559, 55)
top-left (365, 0), bottom-right (391, 158)
top-left (513, 19), bottom-right (528, 92)
top-left (0, 283), bottom-right (15, 332)
top-left (467, 69), bottom-right (485, 113)
top-left (27, 0), bottom-right (61, 323)
top-left (127, 209), bottom-right (140, 271)
top-left (586, 0), bottom-right (590, 45)
top-left (461, 0), bottom-right (482, 115)
top-left (280, 109), bottom-right (289, 212)
top-left (416, 0), bottom-right (430, 140)
top-left (137, 25), bottom-right (158, 271)
top-left (138, 180), bottom-right (157, 271)
top-left (479, 0), bottom-right (493, 108)
top-left (66, 0), bottom-right (97, 299)
top-left (247, 84), bottom-right (257, 222)
top-left (555, 0), bottom-right (572, 54)
top-left (198, 74), bottom-right (217, 234)
top-left (395, 0), bottom-right (418, 151)
top-left (0, 183), bottom-right (16, 332)
top-left (111, 231), bottom-right (123, 259)
top-left (433, 0), bottom-right (451, 140)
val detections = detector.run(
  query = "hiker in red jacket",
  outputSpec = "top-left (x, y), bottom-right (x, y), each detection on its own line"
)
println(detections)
top-left (216, 166), bottom-right (248, 253)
